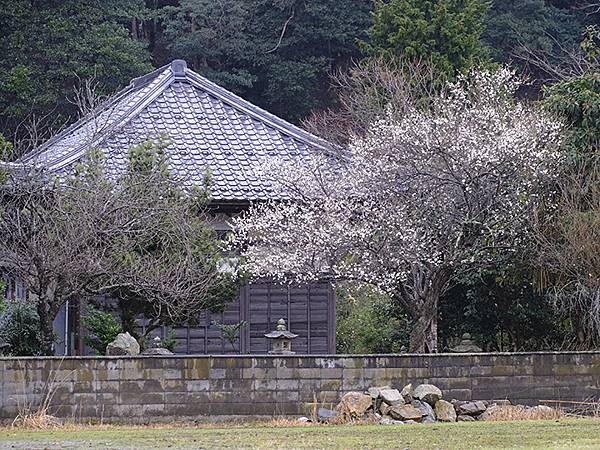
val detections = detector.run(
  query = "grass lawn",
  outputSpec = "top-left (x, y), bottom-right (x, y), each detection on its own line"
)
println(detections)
top-left (1, 418), bottom-right (600, 449)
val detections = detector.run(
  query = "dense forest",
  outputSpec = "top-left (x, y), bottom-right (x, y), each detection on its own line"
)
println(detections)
top-left (0, 0), bottom-right (595, 150)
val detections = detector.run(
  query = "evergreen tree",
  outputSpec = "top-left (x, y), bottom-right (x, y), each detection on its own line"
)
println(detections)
top-left (160, 0), bottom-right (373, 122)
top-left (483, 0), bottom-right (589, 76)
top-left (0, 0), bottom-right (152, 146)
top-left (364, 0), bottom-right (490, 78)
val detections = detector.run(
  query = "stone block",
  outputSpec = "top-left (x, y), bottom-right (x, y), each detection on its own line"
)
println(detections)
top-left (251, 357), bottom-right (278, 369)
top-left (164, 368), bottom-right (185, 380)
top-left (96, 392), bottom-right (118, 404)
top-left (142, 368), bottom-right (165, 380)
top-left (276, 367), bottom-right (299, 379)
top-left (276, 378), bottom-right (299, 391)
top-left (430, 366), bottom-right (470, 378)
top-left (253, 378), bottom-right (278, 391)
top-left (295, 357), bottom-right (317, 368)
top-left (210, 378), bottom-right (253, 392)
top-left (430, 377), bottom-right (470, 390)
top-left (275, 357), bottom-right (299, 369)
top-left (469, 366), bottom-right (492, 377)
top-left (96, 380), bottom-right (120, 394)
top-left (211, 357), bottom-right (252, 369)
top-left (162, 358), bottom-right (185, 370)
top-left (297, 368), bottom-right (321, 379)
top-left (443, 389), bottom-right (472, 401)
top-left (72, 381), bottom-right (95, 394)
top-left (164, 402), bottom-right (209, 416)
top-left (320, 379), bottom-right (342, 391)
top-left (187, 379), bottom-right (210, 392)
top-left (208, 368), bottom-right (226, 379)
top-left (141, 358), bottom-right (164, 370)
top-left (315, 357), bottom-right (344, 369)
top-left (317, 391), bottom-right (340, 403)
top-left (120, 391), bottom-right (164, 405)
top-left (244, 367), bottom-right (277, 379)
top-left (120, 380), bottom-right (144, 394)
top-left (320, 368), bottom-right (343, 379)
top-left (184, 359), bottom-right (210, 379)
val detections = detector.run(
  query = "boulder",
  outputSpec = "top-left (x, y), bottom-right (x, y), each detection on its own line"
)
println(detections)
top-left (434, 400), bottom-right (457, 422)
top-left (380, 388), bottom-right (404, 406)
top-left (389, 404), bottom-right (422, 422)
top-left (401, 383), bottom-right (414, 403)
top-left (457, 415), bottom-right (476, 422)
top-left (413, 384), bottom-right (443, 406)
top-left (403, 419), bottom-right (418, 424)
top-left (317, 407), bottom-right (337, 422)
top-left (368, 386), bottom-right (391, 399)
top-left (380, 417), bottom-right (404, 425)
top-left (106, 332), bottom-right (140, 356)
top-left (477, 405), bottom-right (500, 421)
top-left (336, 392), bottom-right (373, 418)
top-left (411, 400), bottom-right (435, 422)
top-left (380, 403), bottom-right (392, 416)
top-left (491, 399), bottom-right (512, 406)
top-left (456, 401), bottom-right (487, 416)
top-left (451, 399), bottom-right (465, 408)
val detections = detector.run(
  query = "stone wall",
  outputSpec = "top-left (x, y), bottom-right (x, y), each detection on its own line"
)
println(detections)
top-left (1, 352), bottom-right (599, 423)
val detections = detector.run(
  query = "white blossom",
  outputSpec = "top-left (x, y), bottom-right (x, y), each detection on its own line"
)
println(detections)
top-left (233, 68), bottom-right (564, 351)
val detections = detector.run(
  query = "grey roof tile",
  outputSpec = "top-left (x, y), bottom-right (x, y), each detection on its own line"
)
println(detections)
top-left (18, 60), bottom-right (330, 201)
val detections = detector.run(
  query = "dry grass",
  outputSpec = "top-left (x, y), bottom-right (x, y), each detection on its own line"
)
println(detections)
top-left (541, 397), bottom-right (600, 417)
top-left (10, 359), bottom-right (74, 430)
top-left (2, 419), bottom-right (600, 450)
top-left (482, 405), bottom-right (565, 421)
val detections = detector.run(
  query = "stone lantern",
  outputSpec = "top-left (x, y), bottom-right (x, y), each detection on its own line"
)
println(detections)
top-left (142, 336), bottom-right (174, 355)
top-left (264, 318), bottom-right (298, 355)
top-left (450, 333), bottom-right (482, 353)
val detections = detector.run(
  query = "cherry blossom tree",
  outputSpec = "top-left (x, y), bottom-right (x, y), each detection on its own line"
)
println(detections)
top-left (234, 68), bottom-right (565, 352)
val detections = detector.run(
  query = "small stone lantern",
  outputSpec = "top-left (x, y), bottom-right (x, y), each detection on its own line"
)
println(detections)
top-left (450, 333), bottom-right (482, 353)
top-left (142, 336), bottom-right (174, 356)
top-left (264, 319), bottom-right (298, 355)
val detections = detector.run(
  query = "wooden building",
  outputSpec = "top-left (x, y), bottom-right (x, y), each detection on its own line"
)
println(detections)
top-left (14, 60), bottom-right (336, 355)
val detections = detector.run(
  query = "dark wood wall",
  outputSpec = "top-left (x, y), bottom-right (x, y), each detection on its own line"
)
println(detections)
top-left (157, 281), bottom-right (336, 354)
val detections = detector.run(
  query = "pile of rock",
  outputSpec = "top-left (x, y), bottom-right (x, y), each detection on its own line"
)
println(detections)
top-left (321, 383), bottom-right (540, 424)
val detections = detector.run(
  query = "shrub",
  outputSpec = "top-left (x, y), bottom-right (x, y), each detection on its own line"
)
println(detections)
top-left (82, 306), bottom-right (122, 355)
top-left (336, 283), bottom-right (410, 354)
top-left (0, 294), bottom-right (44, 356)
top-left (161, 329), bottom-right (177, 352)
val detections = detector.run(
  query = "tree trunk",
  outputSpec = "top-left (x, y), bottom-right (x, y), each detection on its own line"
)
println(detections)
top-left (36, 299), bottom-right (56, 356)
top-left (409, 296), bottom-right (438, 353)
top-left (404, 267), bottom-right (448, 353)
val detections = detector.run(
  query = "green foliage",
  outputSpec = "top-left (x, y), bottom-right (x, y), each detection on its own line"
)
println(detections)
top-left (0, 295), bottom-right (44, 356)
top-left (0, 281), bottom-right (6, 314)
top-left (544, 30), bottom-right (600, 157)
top-left (212, 320), bottom-right (247, 349)
top-left (161, 329), bottom-right (177, 352)
top-left (102, 138), bottom-right (241, 330)
top-left (0, 0), bottom-right (152, 140)
top-left (0, 133), bottom-right (13, 160)
top-left (127, 135), bottom-right (171, 175)
top-left (160, 0), bottom-right (372, 122)
top-left (439, 260), bottom-right (571, 351)
top-left (336, 283), bottom-right (410, 354)
top-left (364, 0), bottom-right (490, 78)
top-left (82, 306), bottom-right (123, 355)
top-left (483, 0), bottom-right (588, 73)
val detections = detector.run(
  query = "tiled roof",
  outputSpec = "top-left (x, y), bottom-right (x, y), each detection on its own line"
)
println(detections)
top-left (17, 60), bottom-right (330, 201)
